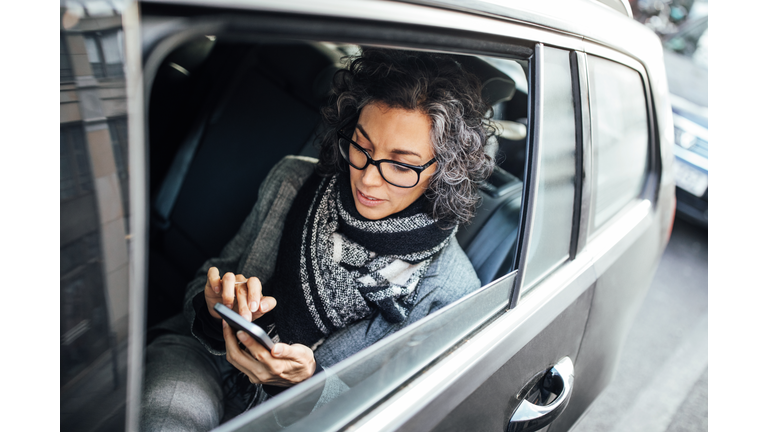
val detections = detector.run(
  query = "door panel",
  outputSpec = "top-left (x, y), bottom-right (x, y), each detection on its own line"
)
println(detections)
top-left (427, 286), bottom-right (593, 432)
top-left (549, 212), bottom-right (664, 432)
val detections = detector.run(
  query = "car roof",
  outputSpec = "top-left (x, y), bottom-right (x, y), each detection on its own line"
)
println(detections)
top-left (396, 0), bottom-right (656, 55)
top-left (403, 0), bottom-right (631, 21)
top-left (135, 0), bottom-right (658, 60)
top-left (133, 0), bottom-right (665, 89)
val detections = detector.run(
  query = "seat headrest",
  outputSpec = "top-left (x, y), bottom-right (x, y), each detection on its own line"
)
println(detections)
top-left (456, 56), bottom-right (517, 106)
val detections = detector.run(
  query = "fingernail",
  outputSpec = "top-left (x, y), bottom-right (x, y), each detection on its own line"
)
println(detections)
top-left (214, 284), bottom-right (220, 294)
top-left (250, 302), bottom-right (258, 313)
top-left (273, 344), bottom-right (283, 356)
top-left (222, 320), bottom-right (228, 329)
top-left (237, 331), bottom-right (247, 342)
top-left (261, 299), bottom-right (270, 310)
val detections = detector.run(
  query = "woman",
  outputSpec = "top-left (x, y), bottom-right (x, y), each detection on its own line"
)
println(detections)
top-left (141, 47), bottom-right (496, 431)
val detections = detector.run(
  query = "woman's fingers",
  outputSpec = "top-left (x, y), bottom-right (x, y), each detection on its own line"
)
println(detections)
top-left (269, 343), bottom-right (317, 384)
top-left (235, 274), bottom-right (251, 321)
top-left (222, 320), bottom-right (260, 383)
top-left (207, 266), bottom-right (221, 294)
top-left (236, 330), bottom-right (271, 362)
top-left (221, 272), bottom-right (236, 309)
top-left (237, 334), bottom-right (316, 385)
top-left (253, 296), bottom-right (277, 320)
top-left (225, 325), bottom-right (316, 387)
top-left (205, 267), bottom-right (223, 318)
top-left (246, 277), bottom-right (262, 314)
top-left (205, 270), bottom-right (271, 321)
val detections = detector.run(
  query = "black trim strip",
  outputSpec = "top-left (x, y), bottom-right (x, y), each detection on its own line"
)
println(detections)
top-left (568, 51), bottom-right (583, 261)
top-left (574, 52), bottom-right (592, 252)
top-left (509, 44), bottom-right (539, 309)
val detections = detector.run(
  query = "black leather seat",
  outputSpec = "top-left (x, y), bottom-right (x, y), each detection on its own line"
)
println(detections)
top-left (456, 167), bottom-right (523, 286)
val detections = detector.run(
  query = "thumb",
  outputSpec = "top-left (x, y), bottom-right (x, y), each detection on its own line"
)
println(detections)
top-left (272, 343), bottom-right (286, 357)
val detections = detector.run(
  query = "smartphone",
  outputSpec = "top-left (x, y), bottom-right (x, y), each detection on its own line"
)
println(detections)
top-left (214, 302), bottom-right (275, 350)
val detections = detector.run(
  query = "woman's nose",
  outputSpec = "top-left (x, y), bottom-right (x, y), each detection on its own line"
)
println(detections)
top-left (360, 163), bottom-right (384, 186)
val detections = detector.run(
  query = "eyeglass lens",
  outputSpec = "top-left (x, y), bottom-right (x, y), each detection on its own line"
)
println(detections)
top-left (338, 137), bottom-right (420, 187)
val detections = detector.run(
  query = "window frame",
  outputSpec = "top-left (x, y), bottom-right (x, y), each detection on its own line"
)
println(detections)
top-left (511, 44), bottom-right (584, 298)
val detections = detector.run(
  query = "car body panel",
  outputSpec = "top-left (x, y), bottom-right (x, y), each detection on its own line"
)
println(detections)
top-left (425, 286), bottom-right (594, 432)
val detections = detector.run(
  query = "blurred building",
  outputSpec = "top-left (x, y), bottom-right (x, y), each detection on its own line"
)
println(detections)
top-left (60, 2), bottom-right (130, 430)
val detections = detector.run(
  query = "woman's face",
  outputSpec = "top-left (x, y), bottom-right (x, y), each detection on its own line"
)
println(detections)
top-left (349, 103), bottom-right (436, 220)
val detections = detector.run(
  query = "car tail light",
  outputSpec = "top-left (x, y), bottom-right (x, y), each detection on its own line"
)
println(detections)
top-left (666, 195), bottom-right (676, 244)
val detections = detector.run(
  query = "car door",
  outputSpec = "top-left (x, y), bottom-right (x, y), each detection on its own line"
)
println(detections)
top-left (120, 3), bottom-right (666, 432)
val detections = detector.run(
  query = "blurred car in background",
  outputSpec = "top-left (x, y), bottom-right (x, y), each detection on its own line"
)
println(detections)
top-left (662, 15), bottom-right (708, 227)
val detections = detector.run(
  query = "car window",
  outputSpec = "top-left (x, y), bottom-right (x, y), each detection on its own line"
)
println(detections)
top-left (520, 46), bottom-right (576, 293)
top-left (587, 55), bottom-right (649, 231)
top-left (60, 5), bottom-right (131, 430)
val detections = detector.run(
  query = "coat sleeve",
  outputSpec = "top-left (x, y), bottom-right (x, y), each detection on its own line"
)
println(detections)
top-left (183, 155), bottom-right (318, 354)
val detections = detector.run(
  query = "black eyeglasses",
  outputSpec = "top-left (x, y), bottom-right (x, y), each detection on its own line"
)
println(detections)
top-left (337, 125), bottom-right (437, 188)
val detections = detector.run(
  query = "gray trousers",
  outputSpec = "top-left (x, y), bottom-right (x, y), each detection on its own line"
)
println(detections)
top-left (140, 333), bottom-right (254, 432)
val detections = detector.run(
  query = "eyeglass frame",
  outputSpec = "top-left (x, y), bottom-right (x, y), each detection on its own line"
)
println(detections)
top-left (336, 122), bottom-right (437, 189)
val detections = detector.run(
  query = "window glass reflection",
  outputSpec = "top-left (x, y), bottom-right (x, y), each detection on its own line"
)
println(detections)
top-left (60, 4), bottom-right (130, 431)
top-left (60, 124), bottom-right (93, 200)
top-left (61, 32), bottom-right (74, 82)
top-left (588, 55), bottom-right (648, 229)
top-left (84, 30), bottom-right (125, 79)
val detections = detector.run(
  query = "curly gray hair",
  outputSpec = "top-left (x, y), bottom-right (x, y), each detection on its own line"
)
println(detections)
top-left (317, 48), bottom-right (496, 226)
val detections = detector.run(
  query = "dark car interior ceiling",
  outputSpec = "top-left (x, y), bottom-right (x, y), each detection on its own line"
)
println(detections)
top-left (146, 36), bottom-right (529, 329)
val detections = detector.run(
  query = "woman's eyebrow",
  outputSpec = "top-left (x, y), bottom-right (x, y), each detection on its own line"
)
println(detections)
top-left (356, 124), bottom-right (423, 158)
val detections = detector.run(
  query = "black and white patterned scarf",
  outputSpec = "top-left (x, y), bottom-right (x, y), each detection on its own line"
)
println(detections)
top-left (258, 171), bottom-right (456, 348)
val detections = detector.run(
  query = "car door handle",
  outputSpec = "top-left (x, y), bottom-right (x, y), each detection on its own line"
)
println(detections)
top-left (507, 356), bottom-right (574, 432)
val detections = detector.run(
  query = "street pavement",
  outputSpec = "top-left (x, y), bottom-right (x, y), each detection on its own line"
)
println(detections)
top-left (571, 216), bottom-right (708, 432)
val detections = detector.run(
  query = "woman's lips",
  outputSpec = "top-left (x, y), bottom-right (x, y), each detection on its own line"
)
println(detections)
top-left (356, 189), bottom-right (385, 207)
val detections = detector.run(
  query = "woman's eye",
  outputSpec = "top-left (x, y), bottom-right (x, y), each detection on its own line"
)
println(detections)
top-left (391, 164), bottom-right (411, 173)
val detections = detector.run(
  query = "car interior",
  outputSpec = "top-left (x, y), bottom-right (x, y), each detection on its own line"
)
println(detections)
top-left (145, 36), bottom-right (531, 331)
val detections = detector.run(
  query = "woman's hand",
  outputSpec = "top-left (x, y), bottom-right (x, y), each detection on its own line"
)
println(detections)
top-left (204, 267), bottom-right (276, 322)
top-left (222, 320), bottom-right (317, 387)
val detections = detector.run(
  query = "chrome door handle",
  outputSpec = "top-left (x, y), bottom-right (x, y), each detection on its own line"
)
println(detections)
top-left (507, 356), bottom-right (574, 432)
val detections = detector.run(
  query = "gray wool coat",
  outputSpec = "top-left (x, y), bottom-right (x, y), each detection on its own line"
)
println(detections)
top-left (157, 155), bottom-right (481, 406)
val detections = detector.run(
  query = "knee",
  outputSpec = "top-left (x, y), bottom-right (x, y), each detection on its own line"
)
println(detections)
top-left (140, 334), bottom-right (224, 431)
top-left (141, 379), bottom-right (223, 432)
